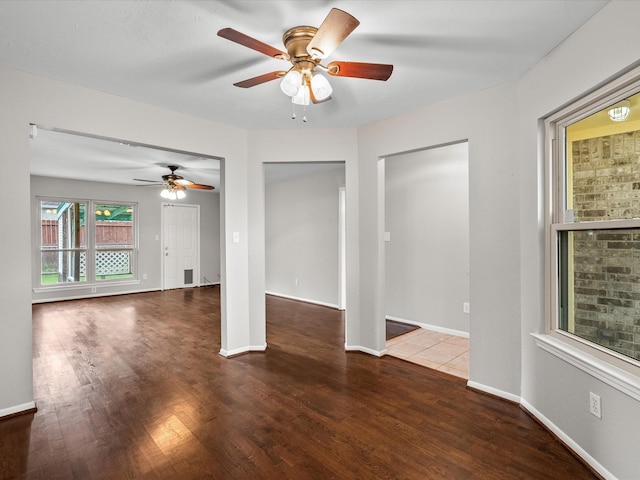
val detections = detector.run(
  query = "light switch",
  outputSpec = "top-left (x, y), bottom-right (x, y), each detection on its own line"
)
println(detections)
top-left (232, 232), bottom-right (240, 243)
top-left (384, 232), bottom-right (391, 242)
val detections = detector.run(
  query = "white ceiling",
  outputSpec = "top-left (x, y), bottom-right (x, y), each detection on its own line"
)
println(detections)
top-left (0, 0), bottom-right (608, 186)
top-left (29, 127), bottom-right (343, 189)
top-left (29, 128), bottom-right (222, 189)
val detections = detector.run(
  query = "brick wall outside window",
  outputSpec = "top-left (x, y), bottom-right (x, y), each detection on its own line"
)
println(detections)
top-left (570, 132), bottom-right (640, 361)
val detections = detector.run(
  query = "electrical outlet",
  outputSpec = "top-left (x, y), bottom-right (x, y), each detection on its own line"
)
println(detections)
top-left (463, 302), bottom-right (470, 314)
top-left (143, 273), bottom-right (148, 280)
top-left (589, 392), bottom-right (601, 419)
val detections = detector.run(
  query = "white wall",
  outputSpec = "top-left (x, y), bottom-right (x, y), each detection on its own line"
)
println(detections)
top-left (385, 143), bottom-right (469, 334)
top-left (30, 176), bottom-right (220, 302)
top-left (358, 82), bottom-right (521, 387)
top-left (517, 2), bottom-right (640, 478)
top-left (355, 2), bottom-right (640, 477)
top-left (265, 164), bottom-right (345, 307)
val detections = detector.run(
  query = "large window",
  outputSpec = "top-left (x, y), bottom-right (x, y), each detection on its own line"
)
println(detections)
top-left (547, 75), bottom-right (640, 371)
top-left (39, 199), bottom-right (137, 286)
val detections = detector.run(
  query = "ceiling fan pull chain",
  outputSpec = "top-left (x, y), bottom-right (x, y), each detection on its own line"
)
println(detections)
top-left (290, 102), bottom-right (308, 122)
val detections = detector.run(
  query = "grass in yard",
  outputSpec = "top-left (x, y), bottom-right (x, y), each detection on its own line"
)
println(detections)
top-left (41, 273), bottom-right (133, 284)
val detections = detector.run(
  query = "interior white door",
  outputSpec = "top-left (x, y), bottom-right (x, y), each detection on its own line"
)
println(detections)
top-left (162, 204), bottom-right (200, 290)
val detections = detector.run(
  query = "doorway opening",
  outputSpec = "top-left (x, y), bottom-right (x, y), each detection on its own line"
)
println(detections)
top-left (382, 141), bottom-right (470, 379)
top-left (263, 161), bottom-right (347, 335)
top-left (29, 127), bottom-right (221, 303)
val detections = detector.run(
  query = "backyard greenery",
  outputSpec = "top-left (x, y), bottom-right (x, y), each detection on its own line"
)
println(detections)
top-left (40, 273), bottom-right (133, 284)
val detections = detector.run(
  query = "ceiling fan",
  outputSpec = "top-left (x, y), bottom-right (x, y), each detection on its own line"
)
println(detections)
top-left (134, 165), bottom-right (214, 199)
top-left (217, 8), bottom-right (393, 107)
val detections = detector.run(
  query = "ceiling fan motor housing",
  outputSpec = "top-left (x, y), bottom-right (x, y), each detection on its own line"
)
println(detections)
top-left (283, 26), bottom-right (321, 76)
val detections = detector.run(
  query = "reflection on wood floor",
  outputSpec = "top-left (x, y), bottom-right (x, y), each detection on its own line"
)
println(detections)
top-left (0, 287), bottom-right (597, 479)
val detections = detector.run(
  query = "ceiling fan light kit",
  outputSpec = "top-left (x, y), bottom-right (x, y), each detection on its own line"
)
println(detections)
top-left (217, 8), bottom-right (393, 116)
top-left (280, 70), bottom-right (302, 96)
top-left (160, 186), bottom-right (186, 200)
top-left (310, 73), bottom-right (332, 101)
top-left (292, 83), bottom-right (311, 106)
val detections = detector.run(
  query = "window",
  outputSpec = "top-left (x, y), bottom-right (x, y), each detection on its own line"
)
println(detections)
top-left (39, 199), bottom-right (137, 286)
top-left (546, 73), bottom-right (640, 372)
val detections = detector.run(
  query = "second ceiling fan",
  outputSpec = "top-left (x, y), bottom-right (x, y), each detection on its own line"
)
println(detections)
top-left (134, 165), bottom-right (214, 200)
top-left (217, 8), bottom-right (393, 106)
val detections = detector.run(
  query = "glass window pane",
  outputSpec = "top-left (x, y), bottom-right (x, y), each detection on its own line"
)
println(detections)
top-left (95, 250), bottom-right (134, 280)
top-left (559, 228), bottom-right (640, 362)
top-left (40, 201), bottom-right (87, 284)
top-left (94, 204), bottom-right (135, 281)
top-left (40, 251), bottom-right (86, 283)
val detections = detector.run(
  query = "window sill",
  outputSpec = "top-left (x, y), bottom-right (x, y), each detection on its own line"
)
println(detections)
top-left (33, 279), bottom-right (140, 293)
top-left (532, 333), bottom-right (640, 401)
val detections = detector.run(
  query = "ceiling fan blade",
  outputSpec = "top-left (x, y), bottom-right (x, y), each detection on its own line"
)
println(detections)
top-left (133, 178), bottom-right (160, 183)
top-left (135, 183), bottom-right (164, 187)
top-left (186, 183), bottom-right (215, 190)
top-left (217, 28), bottom-right (289, 60)
top-left (234, 71), bottom-right (287, 88)
top-left (327, 61), bottom-right (393, 81)
top-left (307, 8), bottom-right (360, 60)
top-left (174, 178), bottom-right (193, 186)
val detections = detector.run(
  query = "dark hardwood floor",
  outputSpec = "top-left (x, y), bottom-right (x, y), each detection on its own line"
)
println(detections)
top-left (0, 287), bottom-right (597, 479)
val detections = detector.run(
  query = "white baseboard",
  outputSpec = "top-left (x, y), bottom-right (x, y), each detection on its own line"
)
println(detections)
top-left (345, 344), bottom-right (385, 357)
top-left (32, 287), bottom-right (161, 304)
top-left (465, 384), bottom-right (616, 479)
top-left (466, 380), bottom-right (521, 404)
top-left (520, 399), bottom-right (616, 480)
top-left (0, 401), bottom-right (36, 419)
top-left (386, 315), bottom-right (469, 338)
top-left (219, 343), bottom-right (267, 357)
top-left (265, 291), bottom-right (338, 309)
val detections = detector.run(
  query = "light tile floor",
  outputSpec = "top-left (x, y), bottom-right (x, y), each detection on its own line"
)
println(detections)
top-left (386, 328), bottom-right (469, 379)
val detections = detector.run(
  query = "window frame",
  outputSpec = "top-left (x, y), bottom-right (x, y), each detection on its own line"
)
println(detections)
top-left (544, 66), bottom-right (640, 377)
top-left (37, 197), bottom-right (139, 290)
